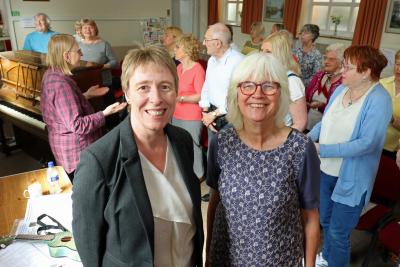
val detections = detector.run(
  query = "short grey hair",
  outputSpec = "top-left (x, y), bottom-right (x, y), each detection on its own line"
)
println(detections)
top-left (300, 24), bottom-right (319, 42)
top-left (227, 52), bottom-right (291, 130)
top-left (325, 43), bottom-right (346, 62)
top-left (209, 23), bottom-right (231, 46)
top-left (35, 12), bottom-right (51, 27)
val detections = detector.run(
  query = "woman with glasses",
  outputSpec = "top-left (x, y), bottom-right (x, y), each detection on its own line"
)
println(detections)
top-left (305, 43), bottom-right (346, 131)
top-left (41, 34), bottom-right (126, 179)
top-left (205, 52), bottom-right (320, 267)
top-left (308, 46), bottom-right (392, 267)
top-left (262, 31), bottom-right (307, 132)
top-left (294, 24), bottom-right (322, 88)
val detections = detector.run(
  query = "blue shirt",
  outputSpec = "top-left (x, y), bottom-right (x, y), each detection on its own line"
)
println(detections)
top-left (308, 83), bottom-right (392, 207)
top-left (23, 30), bottom-right (57, 53)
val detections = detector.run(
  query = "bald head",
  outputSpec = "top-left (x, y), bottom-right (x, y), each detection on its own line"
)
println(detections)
top-left (209, 23), bottom-right (231, 47)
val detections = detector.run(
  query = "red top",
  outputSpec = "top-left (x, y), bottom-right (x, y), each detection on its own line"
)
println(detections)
top-left (305, 70), bottom-right (342, 113)
top-left (173, 62), bottom-right (205, 121)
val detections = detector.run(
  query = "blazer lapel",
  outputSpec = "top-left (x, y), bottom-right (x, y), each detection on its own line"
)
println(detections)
top-left (119, 118), bottom-right (155, 254)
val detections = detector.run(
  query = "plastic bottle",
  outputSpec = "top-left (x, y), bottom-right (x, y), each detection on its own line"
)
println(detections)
top-left (47, 161), bottom-right (61, 194)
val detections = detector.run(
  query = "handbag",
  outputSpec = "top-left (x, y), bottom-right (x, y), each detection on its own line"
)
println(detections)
top-left (208, 104), bottom-right (228, 131)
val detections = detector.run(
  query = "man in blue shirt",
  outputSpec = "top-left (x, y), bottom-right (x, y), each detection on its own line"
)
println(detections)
top-left (23, 13), bottom-right (57, 54)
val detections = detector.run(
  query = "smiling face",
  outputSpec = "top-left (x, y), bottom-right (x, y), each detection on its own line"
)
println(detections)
top-left (237, 77), bottom-right (280, 126)
top-left (126, 63), bottom-right (177, 136)
top-left (82, 24), bottom-right (97, 39)
top-left (35, 15), bottom-right (49, 32)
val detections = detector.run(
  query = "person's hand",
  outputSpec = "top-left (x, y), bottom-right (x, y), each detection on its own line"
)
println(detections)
top-left (202, 112), bottom-right (216, 126)
top-left (314, 142), bottom-right (320, 154)
top-left (84, 85), bottom-right (109, 100)
top-left (102, 102), bottom-right (127, 117)
top-left (308, 101), bottom-right (324, 109)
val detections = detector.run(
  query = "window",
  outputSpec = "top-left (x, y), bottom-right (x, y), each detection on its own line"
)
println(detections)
top-left (224, 0), bottom-right (243, 26)
top-left (310, 0), bottom-right (360, 38)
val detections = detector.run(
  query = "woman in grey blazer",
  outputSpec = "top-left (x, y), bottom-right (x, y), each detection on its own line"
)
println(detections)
top-left (72, 45), bottom-right (204, 267)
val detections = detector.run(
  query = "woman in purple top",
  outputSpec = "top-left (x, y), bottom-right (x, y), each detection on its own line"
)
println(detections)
top-left (205, 52), bottom-right (320, 267)
top-left (40, 34), bottom-right (126, 178)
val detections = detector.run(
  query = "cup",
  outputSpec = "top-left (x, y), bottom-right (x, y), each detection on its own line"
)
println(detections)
top-left (23, 182), bottom-right (43, 198)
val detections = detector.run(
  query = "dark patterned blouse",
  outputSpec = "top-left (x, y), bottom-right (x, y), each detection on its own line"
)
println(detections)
top-left (206, 128), bottom-right (320, 266)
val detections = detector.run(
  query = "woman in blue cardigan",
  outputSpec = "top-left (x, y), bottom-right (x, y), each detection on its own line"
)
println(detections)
top-left (309, 45), bottom-right (392, 267)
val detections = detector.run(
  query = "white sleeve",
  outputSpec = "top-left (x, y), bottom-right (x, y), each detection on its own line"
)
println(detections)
top-left (288, 75), bottom-right (305, 102)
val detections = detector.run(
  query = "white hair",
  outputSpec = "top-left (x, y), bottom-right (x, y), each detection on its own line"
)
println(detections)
top-left (227, 52), bottom-right (291, 130)
top-left (209, 23), bottom-right (231, 46)
top-left (326, 43), bottom-right (346, 62)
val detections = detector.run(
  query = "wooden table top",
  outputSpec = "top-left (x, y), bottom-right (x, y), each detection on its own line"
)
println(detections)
top-left (0, 166), bottom-right (72, 236)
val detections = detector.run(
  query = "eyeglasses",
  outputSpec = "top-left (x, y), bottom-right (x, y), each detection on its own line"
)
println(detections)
top-left (323, 55), bottom-right (340, 62)
top-left (342, 63), bottom-right (357, 72)
top-left (203, 38), bottom-right (219, 43)
top-left (237, 81), bottom-right (280, 96)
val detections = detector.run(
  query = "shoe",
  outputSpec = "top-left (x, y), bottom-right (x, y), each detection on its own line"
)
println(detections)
top-left (315, 252), bottom-right (328, 267)
top-left (201, 193), bottom-right (210, 202)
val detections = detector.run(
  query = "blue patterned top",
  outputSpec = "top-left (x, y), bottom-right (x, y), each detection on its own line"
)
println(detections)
top-left (294, 46), bottom-right (322, 88)
top-left (207, 128), bottom-right (320, 266)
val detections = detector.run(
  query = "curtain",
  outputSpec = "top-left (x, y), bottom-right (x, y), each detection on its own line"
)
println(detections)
top-left (241, 0), bottom-right (263, 34)
top-left (352, 0), bottom-right (388, 48)
top-left (208, 0), bottom-right (219, 25)
top-left (283, 0), bottom-right (302, 37)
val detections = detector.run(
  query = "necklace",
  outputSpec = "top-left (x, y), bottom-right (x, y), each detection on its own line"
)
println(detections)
top-left (348, 87), bottom-right (368, 106)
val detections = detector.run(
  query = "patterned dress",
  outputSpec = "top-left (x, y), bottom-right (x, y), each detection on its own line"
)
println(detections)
top-left (207, 128), bottom-right (320, 267)
top-left (294, 46), bottom-right (322, 88)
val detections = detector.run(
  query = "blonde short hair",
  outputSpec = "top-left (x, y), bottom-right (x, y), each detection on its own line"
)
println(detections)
top-left (176, 34), bottom-right (201, 62)
top-left (263, 32), bottom-right (301, 75)
top-left (227, 52), bottom-right (291, 130)
top-left (164, 26), bottom-right (183, 40)
top-left (250, 22), bottom-right (265, 38)
top-left (395, 50), bottom-right (400, 61)
top-left (74, 20), bottom-right (83, 32)
top-left (47, 34), bottom-right (76, 75)
top-left (81, 18), bottom-right (99, 36)
top-left (121, 45), bottom-right (178, 93)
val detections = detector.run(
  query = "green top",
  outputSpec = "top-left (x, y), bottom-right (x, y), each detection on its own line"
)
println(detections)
top-left (241, 40), bottom-right (261, 55)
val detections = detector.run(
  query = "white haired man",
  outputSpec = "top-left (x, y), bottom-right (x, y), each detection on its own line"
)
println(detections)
top-left (23, 13), bottom-right (57, 53)
top-left (199, 23), bottom-right (244, 201)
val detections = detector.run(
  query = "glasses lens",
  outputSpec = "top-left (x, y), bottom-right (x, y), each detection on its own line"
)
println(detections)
top-left (261, 82), bottom-right (279, 94)
top-left (240, 82), bottom-right (256, 95)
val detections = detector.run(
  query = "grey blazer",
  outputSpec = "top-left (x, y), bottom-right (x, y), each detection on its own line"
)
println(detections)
top-left (72, 117), bottom-right (204, 267)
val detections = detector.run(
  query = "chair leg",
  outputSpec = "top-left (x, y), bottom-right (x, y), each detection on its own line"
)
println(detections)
top-left (361, 232), bottom-right (379, 267)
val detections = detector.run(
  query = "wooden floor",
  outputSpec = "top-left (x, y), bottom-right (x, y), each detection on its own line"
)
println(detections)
top-left (0, 149), bottom-right (396, 267)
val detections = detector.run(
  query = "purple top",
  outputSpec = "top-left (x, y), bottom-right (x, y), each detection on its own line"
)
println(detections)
top-left (40, 69), bottom-right (105, 173)
top-left (206, 128), bottom-right (320, 266)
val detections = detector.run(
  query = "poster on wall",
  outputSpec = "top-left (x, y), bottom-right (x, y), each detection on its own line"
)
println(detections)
top-left (140, 17), bottom-right (168, 46)
top-left (386, 0), bottom-right (400, 33)
top-left (263, 0), bottom-right (285, 22)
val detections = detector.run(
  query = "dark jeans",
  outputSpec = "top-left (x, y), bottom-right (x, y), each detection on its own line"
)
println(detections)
top-left (320, 171), bottom-right (365, 267)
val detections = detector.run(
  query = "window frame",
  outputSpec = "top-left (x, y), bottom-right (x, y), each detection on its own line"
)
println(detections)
top-left (309, 0), bottom-right (360, 38)
top-left (224, 0), bottom-right (244, 26)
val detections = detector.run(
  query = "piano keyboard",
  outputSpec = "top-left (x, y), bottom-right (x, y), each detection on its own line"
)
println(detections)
top-left (0, 103), bottom-right (46, 130)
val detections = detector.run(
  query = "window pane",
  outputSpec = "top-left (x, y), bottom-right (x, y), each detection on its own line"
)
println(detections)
top-left (330, 6), bottom-right (350, 31)
top-left (238, 3), bottom-right (243, 24)
top-left (227, 3), bottom-right (237, 22)
top-left (311, 6), bottom-right (329, 30)
top-left (350, 7), bottom-right (359, 31)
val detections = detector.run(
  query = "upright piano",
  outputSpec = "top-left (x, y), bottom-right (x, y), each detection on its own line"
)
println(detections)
top-left (0, 50), bottom-right (104, 161)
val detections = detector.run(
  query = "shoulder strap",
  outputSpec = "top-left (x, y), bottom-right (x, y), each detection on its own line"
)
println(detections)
top-left (288, 72), bottom-right (299, 78)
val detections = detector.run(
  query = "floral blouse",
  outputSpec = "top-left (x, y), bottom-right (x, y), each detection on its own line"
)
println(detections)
top-left (294, 46), bottom-right (322, 88)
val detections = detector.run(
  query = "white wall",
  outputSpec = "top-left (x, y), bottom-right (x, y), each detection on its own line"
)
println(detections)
top-left (5, 0), bottom-right (171, 51)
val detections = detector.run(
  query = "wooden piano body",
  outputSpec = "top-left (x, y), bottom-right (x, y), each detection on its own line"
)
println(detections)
top-left (0, 50), bottom-right (104, 161)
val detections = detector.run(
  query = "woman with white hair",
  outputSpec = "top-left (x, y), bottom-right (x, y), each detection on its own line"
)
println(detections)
top-left (305, 43), bottom-right (346, 130)
top-left (205, 52), bottom-right (320, 267)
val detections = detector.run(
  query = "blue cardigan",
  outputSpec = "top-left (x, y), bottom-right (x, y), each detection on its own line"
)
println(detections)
top-left (308, 83), bottom-right (392, 207)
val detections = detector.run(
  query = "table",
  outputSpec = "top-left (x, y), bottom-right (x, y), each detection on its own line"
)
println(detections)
top-left (0, 166), bottom-right (72, 236)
